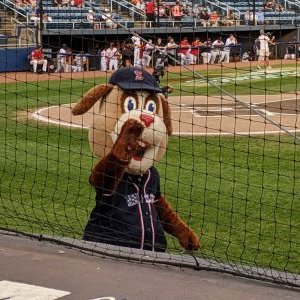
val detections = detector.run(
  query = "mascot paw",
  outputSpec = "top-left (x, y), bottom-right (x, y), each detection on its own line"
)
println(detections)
top-left (178, 229), bottom-right (200, 251)
top-left (112, 119), bottom-right (146, 161)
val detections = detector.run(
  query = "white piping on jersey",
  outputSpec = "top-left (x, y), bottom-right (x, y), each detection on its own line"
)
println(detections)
top-left (144, 170), bottom-right (156, 251)
top-left (148, 203), bottom-right (155, 251)
top-left (137, 201), bottom-right (145, 250)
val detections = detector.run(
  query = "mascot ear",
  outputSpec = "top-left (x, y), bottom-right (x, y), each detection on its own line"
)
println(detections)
top-left (72, 84), bottom-right (114, 116)
top-left (160, 95), bottom-right (173, 136)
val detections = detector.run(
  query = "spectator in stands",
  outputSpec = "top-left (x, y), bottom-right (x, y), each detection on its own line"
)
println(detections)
top-left (204, 3), bottom-right (212, 15)
top-left (106, 43), bottom-right (120, 71)
top-left (136, 0), bottom-right (145, 13)
top-left (102, 13), bottom-right (116, 29)
top-left (199, 9), bottom-right (210, 27)
top-left (87, 9), bottom-right (95, 23)
top-left (56, 44), bottom-right (68, 73)
top-left (264, 0), bottom-right (275, 11)
top-left (53, 0), bottom-right (62, 6)
top-left (211, 37), bottom-right (225, 64)
top-left (264, 0), bottom-right (284, 11)
top-left (210, 11), bottom-right (220, 26)
top-left (30, 45), bottom-right (47, 73)
top-left (30, 13), bottom-right (39, 26)
top-left (166, 37), bottom-right (178, 66)
top-left (256, 10), bottom-right (266, 25)
top-left (73, 0), bottom-right (84, 8)
top-left (244, 10), bottom-right (254, 25)
top-left (222, 34), bottom-right (237, 63)
top-left (257, 30), bottom-right (275, 70)
top-left (43, 14), bottom-right (53, 22)
top-left (142, 39), bottom-right (154, 68)
top-left (145, 0), bottom-right (155, 27)
top-left (223, 9), bottom-right (239, 26)
top-left (200, 38), bottom-right (213, 64)
top-left (171, 1), bottom-right (183, 24)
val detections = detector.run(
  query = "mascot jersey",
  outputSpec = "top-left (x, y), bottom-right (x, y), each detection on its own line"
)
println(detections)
top-left (83, 167), bottom-right (167, 252)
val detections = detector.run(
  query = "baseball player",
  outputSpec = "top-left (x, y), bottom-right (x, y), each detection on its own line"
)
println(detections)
top-left (99, 48), bottom-right (108, 71)
top-left (105, 43), bottom-right (119, 71)
top-left (30, 45), bottom-right (47, 73)
top-left (257, 30), bottom-right (275, 70)
top-left (132, 35), bottom-right (142, 67)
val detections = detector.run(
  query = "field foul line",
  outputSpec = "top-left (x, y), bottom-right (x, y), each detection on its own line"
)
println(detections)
top-left (32, 106), bottom-right (299, 136)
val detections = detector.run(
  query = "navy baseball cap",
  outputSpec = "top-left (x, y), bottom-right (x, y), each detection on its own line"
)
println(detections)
top-left (108, 67), bottom-right (162, 93)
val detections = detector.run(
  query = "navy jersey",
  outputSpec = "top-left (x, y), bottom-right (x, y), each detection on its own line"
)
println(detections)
top-left (83, 167), bottom-right (167, 252)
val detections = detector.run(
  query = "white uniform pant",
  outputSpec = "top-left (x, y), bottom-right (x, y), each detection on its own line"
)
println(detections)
top-left (178, 53), bottom-right (186, 65)
top-left (210, 50), bottom-right (224, 64)
top-left (72, 65), bottom-right (83, 72)
top-left (186, 53), bottom-right (197, 64)
top-left (222, 50), bottom-right (230, 63)
top-left (142, 54), bottom-right (152, 67)
top-left (134, 48), bottom-right (141, 67)
top-left (201, 52), bottom-right (212, 64)
top-left (109, 59), bottom-right (118, 70)
top-left (101, 58), bottom-right (107, 71)
top-left (64, 64), bottom-right (72, 73)
top-left (30, 59), bottom-right (47, 72)
top-left (56, 59), bottom-right (65, 72)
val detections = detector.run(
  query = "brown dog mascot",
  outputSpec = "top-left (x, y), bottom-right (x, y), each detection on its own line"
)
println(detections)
top-left (72, 67), bottom-right (200, 252)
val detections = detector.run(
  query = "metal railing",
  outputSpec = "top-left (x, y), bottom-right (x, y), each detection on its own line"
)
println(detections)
top-left (1, 0), bottom-right (28, 22)
top-left (108, 0), bottom-right (146, 21)
top-left (204, 0), bottom-right (241, 19)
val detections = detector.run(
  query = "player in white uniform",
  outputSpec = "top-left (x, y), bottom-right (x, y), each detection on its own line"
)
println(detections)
top-left (56, 44), bottom-right (67, 73)
top-left (257, 30), bottom-right (275, 70)
top-left (142, 39), bottom-right (154, 68)
top-left (72, 52), bottom-right (86, 72)
top-left (222, 34), bottom-right (237, 63)
top-left (100, 48), bottom-right (107, 71)
top-left (210, 37), bottom-right (225, 64)
top-left (105, 43), bottom-right (119, 71)
top-left (132, 35), bottom-right (142, 67)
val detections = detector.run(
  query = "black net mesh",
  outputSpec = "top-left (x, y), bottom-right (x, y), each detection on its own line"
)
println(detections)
top-left (1, 0), bottom-right (300, 288)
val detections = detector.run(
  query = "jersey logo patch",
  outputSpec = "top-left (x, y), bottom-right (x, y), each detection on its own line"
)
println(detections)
top-left (126, 193), bottom-right (140, 207)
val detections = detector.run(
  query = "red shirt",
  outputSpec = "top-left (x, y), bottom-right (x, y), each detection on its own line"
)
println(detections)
top-left (31, 49), bottom-right (44, 60)
top-left (178, 40), bottom-right (190, 55)
top-left (191, 40), bottom-right (201, 55)
top-left (74, 0), bottom-right (83, 6)
top-left (145, 1), bottom-right (155, 14)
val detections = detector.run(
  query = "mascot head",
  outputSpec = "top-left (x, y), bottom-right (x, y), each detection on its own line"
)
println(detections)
top-left (72, 67), bottom-right (172, 175)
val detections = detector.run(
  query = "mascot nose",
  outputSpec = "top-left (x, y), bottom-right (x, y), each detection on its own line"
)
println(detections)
top-left (140, 114), bottom-right (154, 127)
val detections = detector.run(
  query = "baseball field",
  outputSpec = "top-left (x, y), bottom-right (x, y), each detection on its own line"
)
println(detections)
top-left (1, 61), bottom-right (300, 275)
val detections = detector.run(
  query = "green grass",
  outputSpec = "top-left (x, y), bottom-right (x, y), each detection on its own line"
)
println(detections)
top-left (1, 69), bottom-right (300, 274)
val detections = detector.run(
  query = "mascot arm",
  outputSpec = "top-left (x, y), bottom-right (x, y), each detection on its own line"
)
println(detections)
top-left (89, 119), bottom-right (145, 193)
top-left (89, 153), bottom-right (128, 193)
top-left (155, 196), bottom-right (200, 251)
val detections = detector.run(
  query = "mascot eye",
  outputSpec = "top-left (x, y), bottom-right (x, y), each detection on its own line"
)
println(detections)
top-left (124, 97), bottom-right (137, 112)
top-left (145, 100), bottom-right (156, 113)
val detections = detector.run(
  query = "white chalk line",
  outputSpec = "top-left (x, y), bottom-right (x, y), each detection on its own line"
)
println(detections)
top-left (31, 102), bottom-right (300, 136)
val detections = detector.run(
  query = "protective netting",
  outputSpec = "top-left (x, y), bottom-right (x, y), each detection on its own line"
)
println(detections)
top-left (1, 0), bottom-right (300, 288)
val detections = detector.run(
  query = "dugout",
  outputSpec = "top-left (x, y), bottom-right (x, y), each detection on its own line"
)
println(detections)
top-left (0, 47), bottom-right (35, 72)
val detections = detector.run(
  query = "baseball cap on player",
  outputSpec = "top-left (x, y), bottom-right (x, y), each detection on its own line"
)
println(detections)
top-left (108, 67), bottom-right (162, 93)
